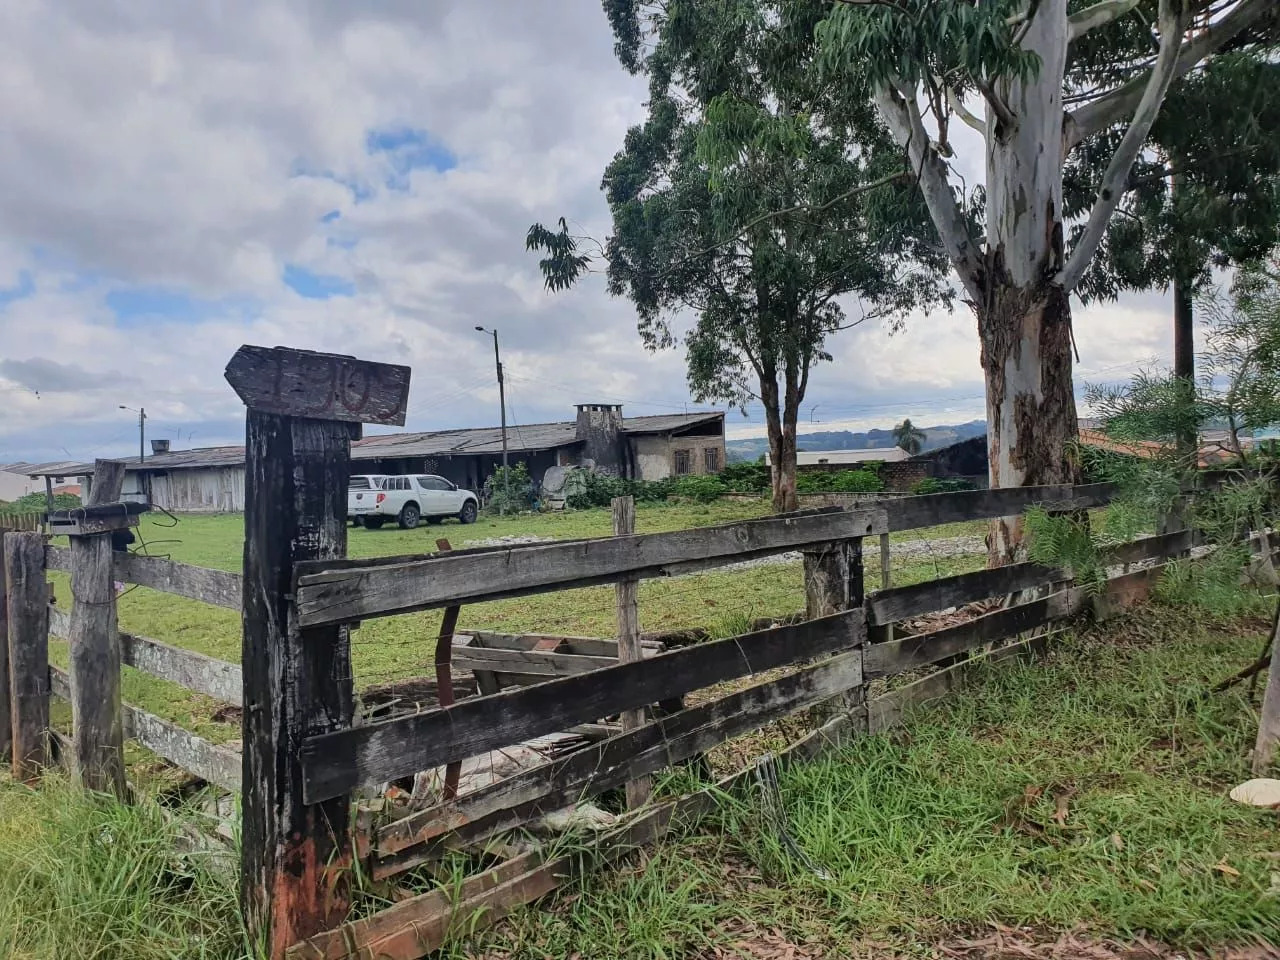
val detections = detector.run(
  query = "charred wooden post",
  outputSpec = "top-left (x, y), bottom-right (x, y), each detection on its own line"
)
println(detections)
top-left (5, 531), bottom-right (49, 780)
top-left (65, 458), bottom-right (132, 797)
top-left (612, 495), bottom-right (650, 808)
top-left (226, 344), bottom-right (410, 959)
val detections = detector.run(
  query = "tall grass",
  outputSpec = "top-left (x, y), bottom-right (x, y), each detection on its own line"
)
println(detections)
top-left (0, 777), bottom-right (248, 960)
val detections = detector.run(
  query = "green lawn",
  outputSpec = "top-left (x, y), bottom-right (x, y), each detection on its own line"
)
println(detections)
top-left (45, 503), bottom-right (990, 742)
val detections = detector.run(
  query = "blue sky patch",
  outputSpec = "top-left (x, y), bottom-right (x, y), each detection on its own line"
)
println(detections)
top-left (320, 209), bottom-right (342, 223)
top-left (283, 265), bottom-right (356, 299)
top-left (0, 270), bottom-right (35, 310)
top-left (366, 126), bottom-right (457, 189)
top-left (105, 285), bottom-right (255, 326)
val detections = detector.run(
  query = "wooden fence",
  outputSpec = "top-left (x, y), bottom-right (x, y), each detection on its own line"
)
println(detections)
top-left (2, 475), bottom-right (244, 795)
top-left (2, 345), bottom-right (1253, 960)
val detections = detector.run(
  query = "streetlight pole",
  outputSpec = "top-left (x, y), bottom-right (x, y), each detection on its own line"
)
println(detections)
top-left (475, 326), bottom-right (509, 512)
top-left (119, 405), bottom-right (146, 462)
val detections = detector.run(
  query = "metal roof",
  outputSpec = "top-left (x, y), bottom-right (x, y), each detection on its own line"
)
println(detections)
top-left (27, 410), bottom-right (725, 475)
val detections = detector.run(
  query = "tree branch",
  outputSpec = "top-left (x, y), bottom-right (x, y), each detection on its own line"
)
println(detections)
top-left (1058, 0), bottom-right (1186, 292)
top-left (1068, 0), bottom-right (1143, 41)
top-left (655, 169), bottom-right (911, 281)
top-left (872, 81), bottom-right (984, 302)
top-left (943, 83), bottom-right (987, 135)
top-left (1064, 0), bottom-right (1275, 151)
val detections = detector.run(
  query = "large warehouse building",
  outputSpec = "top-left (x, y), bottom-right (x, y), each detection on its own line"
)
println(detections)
top-left (26, 405), bottom-right (726, 513)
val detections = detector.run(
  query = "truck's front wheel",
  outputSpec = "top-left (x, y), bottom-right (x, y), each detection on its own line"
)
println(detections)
top-left (398, 503), bottom-right (421, 529)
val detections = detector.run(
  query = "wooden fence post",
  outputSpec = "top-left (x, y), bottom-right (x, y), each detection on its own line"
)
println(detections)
top-left (67, 458), bottom-right (128, 797)
top-left (804, 537), bottom-right (863, 620)
top-left (226, 344), bottom-right (411, 959)
top-left (6, 531), bottom-right (49, 781)
top-left (612, 495), bottom-right (651, 809)
top-left (0, 527), bottom-right (10, 763)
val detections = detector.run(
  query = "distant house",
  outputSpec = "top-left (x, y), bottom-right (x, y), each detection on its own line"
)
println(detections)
top-left (1078, 425), bottom-right (1252, 468)
top-left (765, 446), bottom-right (929, 491)
top-left (765, 447), bottom-right (911, 468)
top-left (26, 405), bottom-right (726, 513)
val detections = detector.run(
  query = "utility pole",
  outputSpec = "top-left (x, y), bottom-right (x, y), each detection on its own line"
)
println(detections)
top-left (475, 326), bottom-right (509, 513)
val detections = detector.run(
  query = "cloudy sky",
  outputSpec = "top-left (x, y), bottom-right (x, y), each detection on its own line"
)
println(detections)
top-left (0, 0), bottom-right (1178, 464)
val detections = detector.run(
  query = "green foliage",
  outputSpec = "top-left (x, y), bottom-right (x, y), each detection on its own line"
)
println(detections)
top-left (911, 476), bottom-right (976, 495)
top-left (718, 459), bottom-right (770, 494)
top-left (795, 469), bottom-right (883, 494)
top-left (0, 491), bottom-right (79, 514)
top-left (0, 777), bottom-right (246, 959)
top-left (565, 472), bottom-right (677, 510)
top-left (892, 418), bottom-right (926, 455)
top-left (483, 462), bottom-right (536, 514)
top-left (1071, 54), bottom-right (1280, 305)
top-left (673, 474), bottom-right (729, 503)
top-left (530, 0), bottom-right (949, 509)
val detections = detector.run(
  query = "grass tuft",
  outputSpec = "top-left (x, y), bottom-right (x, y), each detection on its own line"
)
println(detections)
top-left (0, 776), bottom-right (248, 960)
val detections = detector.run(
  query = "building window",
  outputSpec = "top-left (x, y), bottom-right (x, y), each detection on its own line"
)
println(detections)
top-left (674, 449), bottom-right (693, 475)
top-left (703, 447), bottom-right (720, 473)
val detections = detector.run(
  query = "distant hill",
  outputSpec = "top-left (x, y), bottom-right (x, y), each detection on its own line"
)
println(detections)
top-left (725, 419), bottom-right (987, 462)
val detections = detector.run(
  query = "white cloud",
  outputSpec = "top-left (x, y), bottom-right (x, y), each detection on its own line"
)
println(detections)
top-left (0, 0), bottom-right (1178, 464)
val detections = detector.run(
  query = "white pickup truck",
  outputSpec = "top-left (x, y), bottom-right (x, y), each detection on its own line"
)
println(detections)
top-left (348, 474), bottom-right (480, 529)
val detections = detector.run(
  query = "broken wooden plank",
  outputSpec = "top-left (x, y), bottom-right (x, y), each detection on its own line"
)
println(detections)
top-left (300, 608), bottom-right (865, 803)
top-left (294, 508), bottom-right (888, 627)
top-left (374, 650), bottom-right (865, 874)
top-left (863, 592), bottom-right (1080, 680)
top-left (112, 552), bottom-right (241, 610)
top-left (224, 344), bottom-right (411, 426)
top-left (285, 850), bottom-right (546, 960)
top-left (868, 561), bottom-right (1062, 625)
top-left (882, 483), bottom-right (1116, 533)
top-left (451, 647), bottom-right (615, 679)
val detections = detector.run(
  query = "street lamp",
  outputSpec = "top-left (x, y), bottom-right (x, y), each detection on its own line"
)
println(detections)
top-left (475, 326), bottom-right (510, 512)
top-left (119, 405), bottom-right (146, 462)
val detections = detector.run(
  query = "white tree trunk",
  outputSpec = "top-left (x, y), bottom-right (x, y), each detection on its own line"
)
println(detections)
top-left (980, 0), bottom-right (1079, 561)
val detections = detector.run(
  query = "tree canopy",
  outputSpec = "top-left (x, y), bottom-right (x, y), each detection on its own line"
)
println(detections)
top-left (530, 0), bottom-right (948, 510)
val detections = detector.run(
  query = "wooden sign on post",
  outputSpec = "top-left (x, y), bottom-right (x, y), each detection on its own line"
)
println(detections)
top-left (224, 345), bottom-right (411, 426)
top-left (227, 345), bottom-right (411, 960)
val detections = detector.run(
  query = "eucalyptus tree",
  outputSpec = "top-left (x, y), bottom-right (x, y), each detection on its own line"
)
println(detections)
top-left (817, 0), bottom-right (1279, 556)
top-left (529, 0), bottom-right (947, 511)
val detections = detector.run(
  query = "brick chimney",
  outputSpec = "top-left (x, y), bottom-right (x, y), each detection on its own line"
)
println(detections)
top-left (575, 404), bottom-right (624, 474)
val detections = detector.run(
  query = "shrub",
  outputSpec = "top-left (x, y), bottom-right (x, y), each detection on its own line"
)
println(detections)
top-left (565, 472), bottom-right (677, 509)
top-left (672, 474), bottom-right (728, 502)
top-left (483, 462), bottom-right (536, 513)
top-left (719, 460), bottom-right (770, 494)
top-left (828, 469), bottom-right (884, 493)
top-left (796, 469), bottom-right (885, 494)
top-left (0, 491), bottom-right (80, 514)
